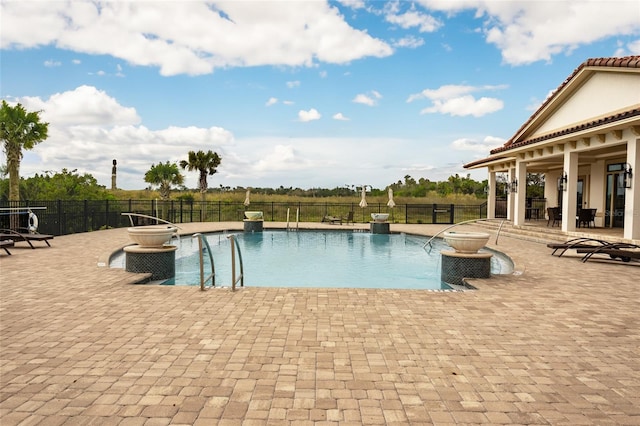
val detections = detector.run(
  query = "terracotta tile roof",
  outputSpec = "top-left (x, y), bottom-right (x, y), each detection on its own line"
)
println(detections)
top-left (490, 107), bottom-right (640, 154)
top-left (492, 55), bottom-right (640, 155)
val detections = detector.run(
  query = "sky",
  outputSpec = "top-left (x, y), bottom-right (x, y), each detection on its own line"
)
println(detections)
top-left (1, 0), bottom-right (640, 191)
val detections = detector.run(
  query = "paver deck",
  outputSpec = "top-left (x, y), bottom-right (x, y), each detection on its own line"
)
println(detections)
top-left (1, 223), bottom-right (638, 425)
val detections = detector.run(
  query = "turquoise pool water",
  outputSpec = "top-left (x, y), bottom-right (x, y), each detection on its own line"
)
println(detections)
top-left (111, 230), bottom-right (512, 290)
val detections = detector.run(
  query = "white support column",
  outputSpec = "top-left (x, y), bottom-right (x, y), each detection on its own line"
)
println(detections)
top-left (562, 151), bottom-right (579, 232)
top-left (507, 168), bottom-right (516, 221)
top-left (624, 138), bottom-right (639, 240)
top-left (513, 161), bottom-right (527, 226)
top-left (487, 172), bottom-right (496, 219)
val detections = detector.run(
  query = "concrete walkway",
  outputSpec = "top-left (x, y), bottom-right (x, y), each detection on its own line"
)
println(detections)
top-left (1, 223), bottom-right (638, 425)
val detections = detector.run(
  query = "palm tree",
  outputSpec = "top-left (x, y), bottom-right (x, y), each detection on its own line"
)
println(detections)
top-left (0, 101), bottom-right (49, 201)
top-left (144, 161), bottom-right (185, 201)
top-left (179, 150), bottom-right (222, 220)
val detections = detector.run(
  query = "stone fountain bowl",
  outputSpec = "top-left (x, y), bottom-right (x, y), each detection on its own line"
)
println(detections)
top-left (127, 225), bottom-right (177, 248)
top-left (244, 211), bottom-right (263, 221)
top-left (443, 231), bottom-right (490, 253)
top-left (371, 213), bottom-right (390, 222)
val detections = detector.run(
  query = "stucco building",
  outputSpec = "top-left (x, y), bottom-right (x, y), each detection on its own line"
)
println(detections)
top-left (465, 56), bottom-right (640, 241)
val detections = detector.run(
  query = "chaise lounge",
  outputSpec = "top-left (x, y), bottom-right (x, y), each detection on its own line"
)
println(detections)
top-left (0, 229), bottom-right (54, 249)
top-left (547, 237), bottom-right (613, 257)
top-left (576, 244), bottom-right (640, 263)
top-left (321, 211), bottom-right (354, 225)
top-left (1, 239), bottom-right (14, 255)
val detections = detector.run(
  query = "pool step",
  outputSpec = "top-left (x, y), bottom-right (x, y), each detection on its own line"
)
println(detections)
top-left (472, 221), bottom-right (568, 245)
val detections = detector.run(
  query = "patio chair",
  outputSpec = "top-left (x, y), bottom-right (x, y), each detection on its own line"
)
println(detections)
top-left (577, 208), bottom-right (596, 228)
top-left (344, 211), bottom-right (354, 225)
top-left (546, 207), bottom-right (561, 227)
top-left (0, 228), bottom-right (54, 249)
top-left (1, 239), bottom-right (14, 255)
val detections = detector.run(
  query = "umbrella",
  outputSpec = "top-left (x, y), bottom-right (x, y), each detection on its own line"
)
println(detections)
top-left (359, 186), bottom-right (368, 208)
top-left (387, 188), bottom-right (396, 208)
top-left (244, 189), bottom-right (250, 206)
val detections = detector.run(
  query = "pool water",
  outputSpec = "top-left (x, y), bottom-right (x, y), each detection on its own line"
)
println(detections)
top-left (111, 230), bottom-right (512, 290)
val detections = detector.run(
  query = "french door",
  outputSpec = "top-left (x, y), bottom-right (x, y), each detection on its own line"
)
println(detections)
top-left (605, 172), bottom-right (625, 228)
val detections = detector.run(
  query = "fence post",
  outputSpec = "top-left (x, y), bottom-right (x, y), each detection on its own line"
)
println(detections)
top-left (57, 199), bottom-right (63, 235)
top-left (83, 200), bottom-right (88, 232)
top-left (449, 204), bottom-right (454, 224)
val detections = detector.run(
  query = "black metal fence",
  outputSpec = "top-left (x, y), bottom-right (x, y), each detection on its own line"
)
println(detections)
top-left (0, 198), bottom-right (549, 237)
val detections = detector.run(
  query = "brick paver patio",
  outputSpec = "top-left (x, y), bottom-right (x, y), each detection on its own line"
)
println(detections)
top-left (1, 223), bottom-right (638, 425)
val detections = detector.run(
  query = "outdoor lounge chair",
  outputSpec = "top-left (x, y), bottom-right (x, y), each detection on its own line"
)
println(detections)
top-left (321, 211), bottom-right (354, 225)
top-left (547, 237), bottom-right (613, 257)
top-left (322, 215), bottom-right (343, 224)
top-left (0, 229), bottom-right (54, 249)
top-left (576, 243), bottom-right (640, 263)
top-left (1, 239), bottom-right (14, 255)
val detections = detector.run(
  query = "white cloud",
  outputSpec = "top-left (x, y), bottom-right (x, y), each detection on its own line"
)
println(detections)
top-left (335, 0), bottom-right (366, 9)
top-left (353, 91), bottom-right (382, 106)
top-left (408, 84), bottom-right (505, 117)
top-left (286, 81), bottom-right (301, 89)
top-left (10, 86), bottom-right (235, 189)
top-left (421, 96), bottom-right (503, 117)
top-left (384, 3), bottom-right (442, 33)
top-left (451, 136), bottom-right (505, 153)
top-left (266, 97), bottom-right (278, 106)
top-left (44, 60), bottom-right (61, 67)
top-left (332, 113), bottom-right (350, 121)
top-left (19, 85), bottom-right (140, 126)
top-left (298, 108), bottom-right (321, 122)
top-left (393, 36), bottom-right (425, 49)
top-left (416, 0), bottom-right (640, 65)
top-left (0, 1), bottom-right (393, 76)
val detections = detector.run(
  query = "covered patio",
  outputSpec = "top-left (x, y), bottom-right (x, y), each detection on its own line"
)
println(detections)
top-left (466, 56), bottom-right (640, 244)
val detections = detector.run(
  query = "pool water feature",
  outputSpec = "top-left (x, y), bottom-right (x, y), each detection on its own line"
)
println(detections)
top-left (110, 230), bottom-right (513, 290)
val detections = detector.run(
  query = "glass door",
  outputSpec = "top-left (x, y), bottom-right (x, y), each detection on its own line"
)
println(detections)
top-left (605, 172), bottom-right (625, 228)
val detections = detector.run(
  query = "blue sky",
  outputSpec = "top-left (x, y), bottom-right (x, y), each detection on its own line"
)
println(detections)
top-left (2, 0), bottom-right (640, 191)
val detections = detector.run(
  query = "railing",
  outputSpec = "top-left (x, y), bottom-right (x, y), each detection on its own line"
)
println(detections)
top-left (423, 218), bottom-right (507, 251)
top-left (1, 199), bottom-right (539, 237)
top-left (121, 212), bottom-right (181, 228)
top-left (192, 233), bottom-right (216, 291)
top-left (286, 208), bottom-right (299, 231)
top-left (227, 234), bottom-right (244, 291)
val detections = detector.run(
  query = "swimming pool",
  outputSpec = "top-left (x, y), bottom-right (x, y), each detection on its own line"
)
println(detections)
top-left (110, 230), bottom-right (513, 290)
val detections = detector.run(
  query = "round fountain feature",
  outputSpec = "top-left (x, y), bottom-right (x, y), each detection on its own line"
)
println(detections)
top-left (443, 231), bottom-right (490, 253)
top-left (244, 211), bottom-right (263, 221)
top-left (125, 225), bottom-right (178, 281)
top-left (441, 231), bottom-right (492, 286)
top-left (441, 250), bottom-right (492, 286)
top-left (371, 213), bottom-right (389, 222)
top-left (244, 211), bottom-right (264, 232)
top-left (370, 213), bottom-right (390, 234)
top-left (127, 225), bottom-right (177, 248)
top-left (124, 245), bottom-right (177, 281)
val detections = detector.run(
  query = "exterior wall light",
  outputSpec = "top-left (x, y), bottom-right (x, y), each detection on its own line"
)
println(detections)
top-left (510, 179), bottom-right (518, 193)
top-left (557, 172), bottom-right (568, 192)
top-left (623, 163), bottom-right (633, 189)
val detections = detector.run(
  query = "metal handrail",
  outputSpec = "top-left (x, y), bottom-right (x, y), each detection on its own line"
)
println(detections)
top-left (423, 218), bottom-right (507, 250)
top-left (121, 212), bottom-right (181, 228)
top-left (192, 233), bottom-right (215, 291)
top-left (286, 208), bottom-right (299, 231)
top-left (227, 234), bottom-right (244, 291)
